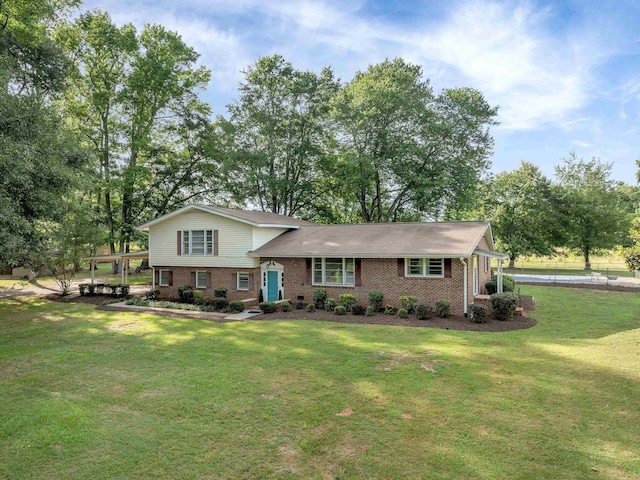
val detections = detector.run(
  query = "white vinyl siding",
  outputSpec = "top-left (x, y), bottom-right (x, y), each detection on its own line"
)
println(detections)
top-left (405, 258), bottom-right (444, 278)
top-left (237, 272), bottom-right (249, 290)
top-left (252, 227), bottom-right (289, 250)
top-left (148, 211), bottom-right (257, 268)
top-left (159, 270), bottom-right (170, 286)
top-left (312, 258), bottom-right (355, 286)
top-left (196, 271), bottom-right (207, 289)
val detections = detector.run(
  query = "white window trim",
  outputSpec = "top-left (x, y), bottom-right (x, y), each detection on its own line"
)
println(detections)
top-left (237, 272), bottom-right (250, 291)
top-left (405, 258), bottom-right (445, 278)
top-left (195, 270), bottom-right (207, 289)
top-left (182, 229), bottom-right (214, 255)
top-left (312, 257), bottom-right (355, 286)
top-left (159, 269), bottom-right (170, 286)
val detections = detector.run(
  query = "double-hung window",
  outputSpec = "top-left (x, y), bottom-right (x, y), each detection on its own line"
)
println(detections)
top-left (159, 269), bottom-right (170, 286)
top-left (313, 258), bottom-right (355, 286)
top-left (237, 272), bottom-right (249, 290)
top-left (405, 258), bottom-right (444, 277)
top-left (183, 230), bottom-right (214, 255)
top-left (195, 271), bottom-right (207, 289)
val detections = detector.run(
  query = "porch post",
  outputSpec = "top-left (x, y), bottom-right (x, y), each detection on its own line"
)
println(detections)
top-left (497, 258), bottom-right (503, 293)
top-left (121, 257), bottom-right (125, 285)
top-left (124, 258), bottom-right (129, 285)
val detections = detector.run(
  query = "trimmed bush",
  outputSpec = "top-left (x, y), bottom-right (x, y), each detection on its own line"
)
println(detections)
top-left (339, 293), bottom-right (357, 311)
top-left (414, 302), bottom-right (432, 320)
top-left (259, 301), bottom-right (277, 313)
top-left (366, 306), bottom-right (375, 317)
top-left (258, 289), bottom-right (264, 303)
top-left (178, 284), bottom-right (194, 303)
top-left (397, 308), bottom-right (408, 318)
top-left (87, 283), bottom-right (96, 296)
top-left (313, 289), bottom-right (327, 309)
top-left (79, 284), bottom-right (87, 296)
top-left (485, 275), bottom-right (516, 295)
top-left (400, 295), bottom-right (418, 313)
top-left (126, 296), bottom-right (148, 307)
top-left (307, 303), bottom-right (316, 312)
top-left (384, 304), bottom-right (395, 315)
top-left (436, 300), bottom-right (451, 318)
top-left (229, 301), bottom-right (245, 313)
top-left (281, 301), bottom-right (291, 312)
top-left (490, 292), bottom-right (519, 321)
top-left (193, 290), bottom-right (209, 306)
top-left (334, 305), bottom-right (346, 315)
top-left (212, 297), bottom-right (227, 311)
top-left (368, 291), bottom-right (384, 311)
top-left (145, 289), bottom-right (160, 300)
top-left (351, 304), bottom-right (365, 315)
top-left (325, 298), bottom-right (336, 312)
top-left (214, 287), bottom-right (227, 298)
top-left (120, 285), bottom-right (130, 298)
top-left (469, 303), bottom-right (487, 323)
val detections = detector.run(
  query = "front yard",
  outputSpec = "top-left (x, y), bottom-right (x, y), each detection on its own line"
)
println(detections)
top-left (1, 286), bottom-right (639, 479)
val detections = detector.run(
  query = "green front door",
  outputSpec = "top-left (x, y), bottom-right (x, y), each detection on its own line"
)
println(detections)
top-left (267, 271), bottom-right (279, 301)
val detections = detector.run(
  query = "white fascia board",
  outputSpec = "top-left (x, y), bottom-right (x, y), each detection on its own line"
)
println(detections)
top-left (247, 252), bottom-right (474, 258)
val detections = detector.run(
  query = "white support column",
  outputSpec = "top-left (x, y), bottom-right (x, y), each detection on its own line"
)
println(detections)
top-left (497, 258), bottom-right (503, 293)
top-left (121, 258), bottom-right (125, 285)
top-left (460, 258), bottom-right (468, 315)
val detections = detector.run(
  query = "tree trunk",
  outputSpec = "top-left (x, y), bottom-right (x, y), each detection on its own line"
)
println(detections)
top-left (509, 258), bottom-right (515, 269)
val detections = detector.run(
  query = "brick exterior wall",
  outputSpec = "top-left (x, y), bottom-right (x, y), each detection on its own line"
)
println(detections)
top-left (154, 266), bottom-right (261, 302)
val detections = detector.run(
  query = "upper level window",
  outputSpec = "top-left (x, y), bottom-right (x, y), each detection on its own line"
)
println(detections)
top-left (183, 230), bottom-right (214, 255)
top-left (405, 258), bottom-right (444, 278)
top-left (313, 258), bottom-right (355, 286)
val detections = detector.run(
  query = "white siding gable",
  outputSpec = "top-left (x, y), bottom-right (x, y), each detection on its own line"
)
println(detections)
top-left (252, 226), bottom-right (289, 251)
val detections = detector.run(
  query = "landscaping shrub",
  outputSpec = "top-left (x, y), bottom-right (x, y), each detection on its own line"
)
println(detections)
top-left (259, 301), bottom-right (277, 313)
top-left (384, 304), bottom-right (395, 315)
top-left (307, 303), bottom-right (315, 312)
top-left (400, 295), bottom-right (418, 313)
top-left (229, 301), bottom-right (245, 313)
top-left (281, 301), bottom-right (291, 312)
top-left (87, 283), bottom-right (96, 296)
top-left (351, 304), bottom-right (365, 315)
top-left (334, 305), bottom-right (346, 315)
top-left (79, 284), bottom-right (87, 296)
top-left (469, 303), bottom-right (487, 323)
top-left (436, 300), bottom-right (451, 318)
top-left (397, 308), bottom-right (408, 318)
top-left (178, 284), bottom-right (194, 303)
top-left (193, 290), bottom-right (209, 306)
top-left (214, 287), bottom-right (227, 298)
top-left (368, 291), bottom-right (384, 311)
top-left (258, 289), bottom-right (263, 303)
top-left (325, 298), bottom-right (336, 312)
top-left (295, 301), bottom-right (304, 310)
top-left (366, 306), bottom-right (375, 317)
top-left (120, 285), bottom-right (130, 298)
top-left (338, 293), bottom-right (357, 311)
top-left (490, 292), bottom-right (519, 321)
top-left (145, 289), bottom-right (160, 300)
top-left (313, 288), bottom-right (327, 309)
top-left (485, 275), bottom-right (516, 295)
top-left (414, 302), bottom-right (432, 320)
top-left (126, 296), bottom-right (148, 307)
top-left (148, 300), bottom-right (212, 312)
top-left (212, 297), bottom-right (227, 312)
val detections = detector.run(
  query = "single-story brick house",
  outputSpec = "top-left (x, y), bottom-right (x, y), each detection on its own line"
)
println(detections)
top-left (137, 204), bottom-right (508, 315)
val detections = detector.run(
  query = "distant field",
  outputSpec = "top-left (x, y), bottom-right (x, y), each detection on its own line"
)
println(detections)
top-left (497, 252), bottom-right (635, 278)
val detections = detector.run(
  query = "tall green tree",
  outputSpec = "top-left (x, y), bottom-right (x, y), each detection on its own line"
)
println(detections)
top-left (473, 162), bottom-right (562, 267)
top-left (331, 58), bottom-right (498, 222)
top-left (554, 153), bottom-right (627, 269)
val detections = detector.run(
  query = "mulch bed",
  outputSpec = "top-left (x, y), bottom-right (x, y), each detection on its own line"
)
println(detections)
top-left (45, 293), bottom-right (537, 332)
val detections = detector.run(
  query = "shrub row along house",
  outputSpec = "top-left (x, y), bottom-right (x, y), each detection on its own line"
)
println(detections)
top-left (137, 205), bottom-right (508, 315)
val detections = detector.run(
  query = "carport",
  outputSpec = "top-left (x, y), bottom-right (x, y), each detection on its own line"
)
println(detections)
top-left (83, 251), bottom-right (149, 285)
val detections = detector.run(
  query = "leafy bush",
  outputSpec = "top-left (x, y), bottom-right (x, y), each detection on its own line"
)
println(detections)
top-left (212, 297), bottom-right (227, 311)
top-left (469, 303), bottom-right (487, 323)
top-left (307, 303), bottom-right (316, 312)
top-left (414, 302), bottom-right (432, 320)
top-left (214, 287), bottom-right (227, 298)
top-left (79, 284), bottom-right (87, 296)
top-left (334, 305), bottom-right (346, 315)
top-left (87, 283), bottom-right (96, 296)
top-left (259, 301), bottom-right (277, 313)
top-left (281, 301), bottom-right (291, 312)
top-left (178, 284), bottom-right (194, 303)
top-left (145, 289), bottom-right (160, 300)
top-left (384, 304), bottom-right (395, 315)
top-left (490, 292), bottom-right (519, 321)
top-left (193, 290), bottom-right (209, 306)
top-left (397, 308), bottom-right (408, 318)
top-left (366, 306), bottom-right (375, 317)
top-left (400, 295), bottom-right (419, 313)
top-left (351, 304), bottom-right (365, 315)
top-left (120, 285), bottom-right (130, 298)
top-left (125, 296), bottom-right (148, 306)
top-left (368, 291), bottom-right (384, 311)
top-left (338, 293), bottom-right (357, 311)
top-left (229, 301), bottom-right (245, 313)
top-left (313, 288), bottom-right (327, 309)
top-left (436, 300), bottom-right (451, 318)
top-left (485, 275), bottom-right (516, 295)
top-left (148, 300), bottom-right (212, 312)
top-left (325, 298), bottom-right (336, 312)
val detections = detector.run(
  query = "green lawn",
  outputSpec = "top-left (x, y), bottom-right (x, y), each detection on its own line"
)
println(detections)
top-left (1, 286), bottom-right (639, 479)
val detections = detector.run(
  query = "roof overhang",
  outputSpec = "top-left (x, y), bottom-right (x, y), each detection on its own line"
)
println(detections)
top-left (83, 251), bottom-right (149, 262)
top-left (473, 248), bottom-right (509, 260)
top-left (248, 252), bottom-right (481, 259)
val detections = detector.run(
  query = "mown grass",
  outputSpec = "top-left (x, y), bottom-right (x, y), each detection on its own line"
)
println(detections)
top-left (1, 286), bottom-right (639, 479)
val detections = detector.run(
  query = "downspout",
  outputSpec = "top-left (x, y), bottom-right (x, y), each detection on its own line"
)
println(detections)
top-left (497, 258), bottom-right (503, 293)
top-left (152, 267), bottom-right (156, 290)
top-left (460, 258), bottom-right (468, 316)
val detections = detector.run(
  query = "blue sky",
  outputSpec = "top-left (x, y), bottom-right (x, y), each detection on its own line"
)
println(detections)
top-left (83, 0), bottom-right (640, 183)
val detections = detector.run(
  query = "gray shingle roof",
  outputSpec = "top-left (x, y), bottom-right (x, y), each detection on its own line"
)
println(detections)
top-left (249, 221), bottom-right (492, 257)
top-left (194, 205), bottom-right (314, 227)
